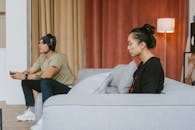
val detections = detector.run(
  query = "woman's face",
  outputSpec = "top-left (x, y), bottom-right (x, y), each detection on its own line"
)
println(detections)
top-left (127, 33), bottom-right (143, 57)
top-left (38, 40), bottom-right (50, 53)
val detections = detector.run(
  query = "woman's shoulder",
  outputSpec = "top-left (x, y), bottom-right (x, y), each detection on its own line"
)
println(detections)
top-left (146, 57), bottom-right (162, 67)
top-left (149, 57), bottom-right (160, 63)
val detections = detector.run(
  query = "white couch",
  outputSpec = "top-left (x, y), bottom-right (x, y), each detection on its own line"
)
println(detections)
top-left (41, 68), bottom-right (195, 130)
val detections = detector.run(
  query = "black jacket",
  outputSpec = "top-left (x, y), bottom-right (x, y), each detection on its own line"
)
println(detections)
top-left (130, 57), bottom-right (164, 93)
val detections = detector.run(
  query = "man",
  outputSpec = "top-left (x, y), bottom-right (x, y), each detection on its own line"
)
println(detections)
top-left (10, 34), bottom-right (74, 121)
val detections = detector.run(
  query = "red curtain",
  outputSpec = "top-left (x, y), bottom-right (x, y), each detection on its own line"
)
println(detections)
top-left (85, 0), bottom-right (188, 81)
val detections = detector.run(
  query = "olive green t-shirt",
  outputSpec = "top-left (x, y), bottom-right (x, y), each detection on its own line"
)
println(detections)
top-left (32, 52), bottom-right (74, 85)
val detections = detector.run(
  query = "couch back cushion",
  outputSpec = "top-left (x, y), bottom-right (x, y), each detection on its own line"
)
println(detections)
top-left (118, 61), bottom-right (137, 93)
top-left (109, 61), bottom-right (137, 93)
top-left (77, 69), bottom-right (111, 82)
top-left (162, 78), bottom-right (194, 94)
top-left (110, 64), bottom-right (126, 87)
top-left (68, 72), bottom-right (112, 95)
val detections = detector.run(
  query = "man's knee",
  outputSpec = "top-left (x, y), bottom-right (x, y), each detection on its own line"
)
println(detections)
top-left (40, 78), bottom-right (53, 102)
top-left (40, 78), bottom-right (53, 90)
top-left (40, 78), bottom-right (53, 84)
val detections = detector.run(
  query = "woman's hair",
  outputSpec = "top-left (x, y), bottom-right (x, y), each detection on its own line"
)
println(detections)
top-left (130, 24), bottom-right (156, 49)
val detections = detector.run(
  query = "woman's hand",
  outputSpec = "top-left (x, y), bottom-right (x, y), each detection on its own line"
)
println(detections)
top-left (10, 71), bottom-right (25, 80)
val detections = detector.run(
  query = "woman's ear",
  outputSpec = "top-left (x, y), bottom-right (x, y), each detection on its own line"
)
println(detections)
top-left (140, 42), bottom-right (146, 49)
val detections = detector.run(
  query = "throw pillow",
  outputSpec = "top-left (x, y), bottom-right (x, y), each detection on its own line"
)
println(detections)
top-left (109, 64), bottom-right (126, 87)
top-left (118, 61), bottom-right (137, 93)
top-left (68, 72), bottom-right (112, 95)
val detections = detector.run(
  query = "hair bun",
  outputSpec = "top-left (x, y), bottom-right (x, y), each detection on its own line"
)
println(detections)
top-left (142, 24), bottom-right (155, 35)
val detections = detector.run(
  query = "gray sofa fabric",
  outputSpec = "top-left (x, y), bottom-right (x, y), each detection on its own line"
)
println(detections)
top-left (40, 68), bottom-right (195, 130)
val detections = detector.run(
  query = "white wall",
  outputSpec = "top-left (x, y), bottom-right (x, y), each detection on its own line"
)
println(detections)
top-left (0, 0), bottom-right (6, 100)
top-left (0, 49), bottom-right (6, 100)
top-left (5, 0), bottom-right (29, 104)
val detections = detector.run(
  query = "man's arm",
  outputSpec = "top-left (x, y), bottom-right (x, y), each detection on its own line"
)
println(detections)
top-left (9, 66), bottom-right (38, 80)
top-left (27, 66), bottom-right (59, 80)
top-left (10, 66), bottom-right (59, 80)
top-left (41, 66), bottom-right (59, 78)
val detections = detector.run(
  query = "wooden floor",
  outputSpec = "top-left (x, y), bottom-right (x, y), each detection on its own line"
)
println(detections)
top-left (0, 101), bottom-right (36, 130)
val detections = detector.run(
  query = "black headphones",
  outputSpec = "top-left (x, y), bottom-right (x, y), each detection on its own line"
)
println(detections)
top-left (48, 36), bottom-right (56, 51)
top-left (42, 34), bottom-right (56, 51)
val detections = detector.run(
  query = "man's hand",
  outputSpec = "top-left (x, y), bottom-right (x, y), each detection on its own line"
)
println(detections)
top-left (10, 71), bottom-right (25, 80)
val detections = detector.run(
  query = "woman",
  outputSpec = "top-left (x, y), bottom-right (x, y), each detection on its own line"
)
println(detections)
top-left (128, 24), bottom-right (164, 93)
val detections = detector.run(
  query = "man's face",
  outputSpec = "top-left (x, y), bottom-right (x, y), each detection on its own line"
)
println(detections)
top-left (38, 40), bottom-right (50, 53)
